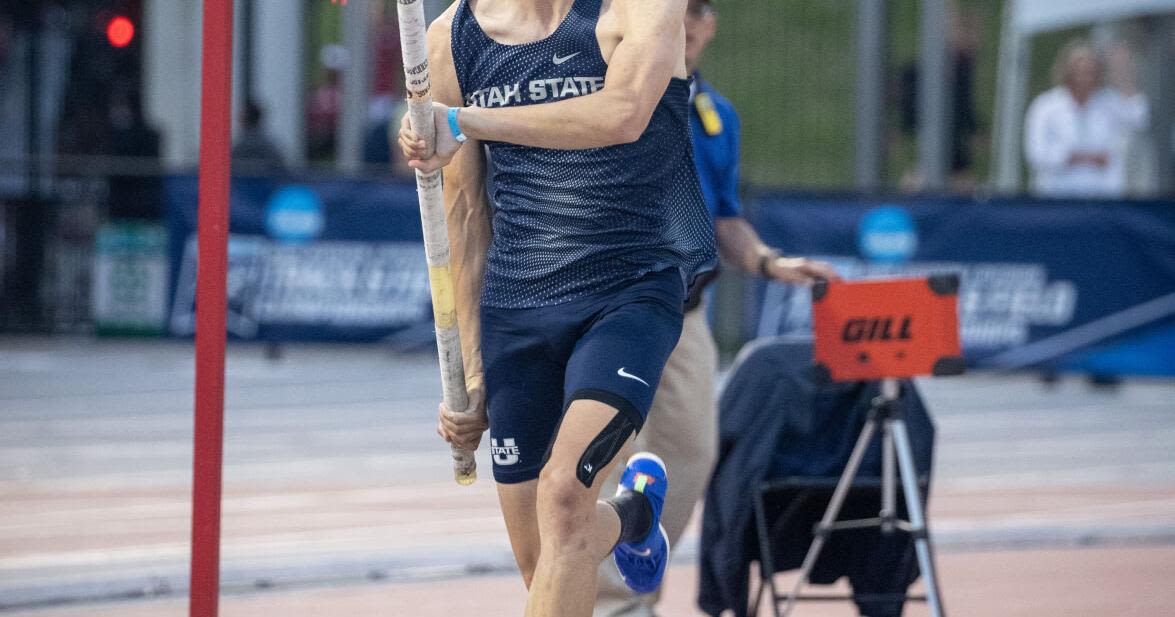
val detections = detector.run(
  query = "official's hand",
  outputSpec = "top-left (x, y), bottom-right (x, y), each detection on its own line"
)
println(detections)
top-left (398, 102), bottom-right (465, 173)
top-left (436, 385), bottom-right (488, 452)
top-left (765, 256), bottom-right (841, 285)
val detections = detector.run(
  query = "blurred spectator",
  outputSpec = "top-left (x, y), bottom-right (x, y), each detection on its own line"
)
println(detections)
top-left (0, 9), bottom-right (12, 66)
top-left (1024, 39), bottom-right (1149, 198)
top-left (0, 9), bottom-right (22, 193)
top-left (363, 100), bottom-right (415, 180)
top-left (107, 92), bottom-right (162, 220)
top-left (307, 67), bottom-right (343, 162)
top-left (898, 3), bottom-right (983, 193)
top-left (232, 100), bottom-right (286, 176)
top-left (362, 91), bottom-right (395, 165)
top-left (368, 3), bottom-right (403, 125)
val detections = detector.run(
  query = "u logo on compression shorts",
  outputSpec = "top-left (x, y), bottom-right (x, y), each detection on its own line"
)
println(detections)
top-left (491, 438), bottom-right (520, 466)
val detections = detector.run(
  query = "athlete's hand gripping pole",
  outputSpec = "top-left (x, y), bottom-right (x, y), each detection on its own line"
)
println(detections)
top-left (397, 0), bottom-right (476, 485)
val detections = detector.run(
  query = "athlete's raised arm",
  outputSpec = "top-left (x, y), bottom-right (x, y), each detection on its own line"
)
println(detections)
top-left (423, 10), bottom-right (493, 452)
top-left (400, 0), bottom-right (689, 172)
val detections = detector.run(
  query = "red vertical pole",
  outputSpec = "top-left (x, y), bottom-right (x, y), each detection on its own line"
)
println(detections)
top-left (191, 1), bottom-right (233, 616)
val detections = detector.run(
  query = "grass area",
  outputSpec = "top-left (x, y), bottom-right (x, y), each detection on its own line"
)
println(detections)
top-left (700, 0), bottom-right (856, 188)
top-left (701, 0), bottom-right (1007, 190)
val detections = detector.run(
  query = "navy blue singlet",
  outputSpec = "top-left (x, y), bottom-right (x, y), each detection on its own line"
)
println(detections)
top-left (451, 0), bottom-right (717, 309)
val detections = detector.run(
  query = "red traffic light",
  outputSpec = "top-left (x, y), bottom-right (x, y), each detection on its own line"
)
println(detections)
top-left (106, 16), bottom-right (135, 48)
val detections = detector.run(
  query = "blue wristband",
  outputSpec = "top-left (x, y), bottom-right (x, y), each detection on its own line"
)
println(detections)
top-left (447, 107), bottom-right (468, 143)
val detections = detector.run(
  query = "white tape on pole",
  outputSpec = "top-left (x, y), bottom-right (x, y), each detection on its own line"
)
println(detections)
top-left (397, 0), bottom-right (476, 485)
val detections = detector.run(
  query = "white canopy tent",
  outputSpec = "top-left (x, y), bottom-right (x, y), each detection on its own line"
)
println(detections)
top-left (1014, 0), bottom-right (1175, 34)
top-left (991, 0), bottom-right (1175, 192)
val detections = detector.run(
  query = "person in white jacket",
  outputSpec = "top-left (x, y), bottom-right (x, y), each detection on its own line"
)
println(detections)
top-left (1024, 40), bottom-right (1149, 199)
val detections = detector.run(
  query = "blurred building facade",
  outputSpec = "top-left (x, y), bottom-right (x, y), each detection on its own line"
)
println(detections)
top-left (0, 0), bottom-right (441, 185)
top-left (0, 0), bottom-right (438, 331)
top-left (144, 0), bottom-right (441, 172)
top-left (3, 0), bottom-right (1171, 205)
top-left (0, 0), bottom-right (1172, 343)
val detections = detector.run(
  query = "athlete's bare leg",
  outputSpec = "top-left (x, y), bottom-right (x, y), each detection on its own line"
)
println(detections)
top-left (498, 480), bottom-right (627, 593)
top-left (497, 399), bottom-right (634, 617)
top-left (496, 481), bottom-right (540, 587)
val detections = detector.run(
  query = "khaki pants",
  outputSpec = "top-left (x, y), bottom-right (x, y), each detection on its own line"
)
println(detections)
top-left (593, 304), bottom-right (719, 617)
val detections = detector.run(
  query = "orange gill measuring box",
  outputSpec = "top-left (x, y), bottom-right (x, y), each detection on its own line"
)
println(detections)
top-left (812, 276), bottom-right (964, 382)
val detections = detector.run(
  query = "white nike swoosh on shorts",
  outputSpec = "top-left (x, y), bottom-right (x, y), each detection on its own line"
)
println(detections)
top-left (617, 367), bottom-right (649, 387)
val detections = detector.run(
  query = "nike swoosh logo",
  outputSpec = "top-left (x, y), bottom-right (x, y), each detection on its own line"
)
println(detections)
top-left (617, 367), bottom-right (649, 387)
top-left (552, 52), bottom-right (581, 65)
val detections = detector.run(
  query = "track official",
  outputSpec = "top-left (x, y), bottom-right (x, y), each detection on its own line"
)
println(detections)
top-left (592, 1), bottom-right (837, 615)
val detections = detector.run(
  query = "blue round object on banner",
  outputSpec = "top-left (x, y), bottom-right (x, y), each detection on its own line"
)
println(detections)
top-left (858, 205), bottom-right (917, 263)
top-left (265, 186), bottom-right (325, 244)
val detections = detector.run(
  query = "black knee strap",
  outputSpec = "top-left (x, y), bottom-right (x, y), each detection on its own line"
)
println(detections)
top-left (576, 408), bottom-right (637, 488)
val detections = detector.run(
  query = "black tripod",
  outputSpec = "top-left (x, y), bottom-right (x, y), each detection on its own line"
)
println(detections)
top-left (779, 378), bottom-right (946, 617)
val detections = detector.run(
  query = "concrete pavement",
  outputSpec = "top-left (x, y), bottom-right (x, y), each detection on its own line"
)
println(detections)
top-left (10, 547), bottom-right (1175, 616)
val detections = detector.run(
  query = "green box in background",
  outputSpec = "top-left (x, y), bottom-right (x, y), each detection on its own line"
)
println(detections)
top-left (91, 223), bottom-right (169, 336)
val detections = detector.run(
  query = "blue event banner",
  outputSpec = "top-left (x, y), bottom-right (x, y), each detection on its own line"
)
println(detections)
top-left (748, 192), bottom-right (1175, 376)
top-left (165, 175), bottom-right (434, 343)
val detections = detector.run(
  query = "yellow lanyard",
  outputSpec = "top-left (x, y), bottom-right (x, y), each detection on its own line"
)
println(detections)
top-left (694, 91), bottom-right (724, 137)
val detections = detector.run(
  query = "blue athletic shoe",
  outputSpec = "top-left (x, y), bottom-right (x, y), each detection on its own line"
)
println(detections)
top-left (612, 452), bottom-right (670, 594)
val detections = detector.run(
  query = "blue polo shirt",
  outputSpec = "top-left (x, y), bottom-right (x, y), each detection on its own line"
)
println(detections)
top-left (690, 74), bottom-right (742, 220)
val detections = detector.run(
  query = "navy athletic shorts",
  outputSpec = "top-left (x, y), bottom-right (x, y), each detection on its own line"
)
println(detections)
top-left (480, 268), bottom-right (685, 484)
